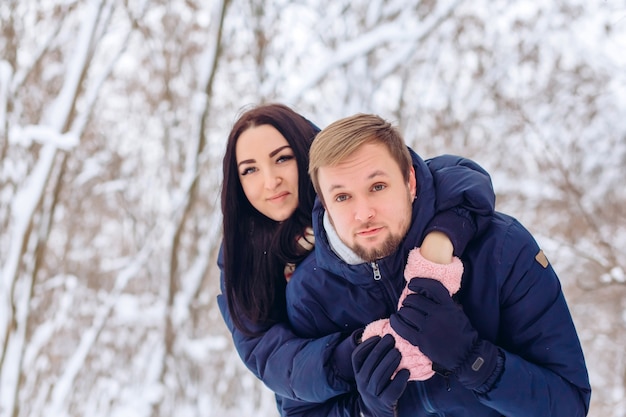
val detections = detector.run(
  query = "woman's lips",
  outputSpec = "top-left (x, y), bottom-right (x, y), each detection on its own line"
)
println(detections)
top-left (268, 191), bottom-right (289, 202)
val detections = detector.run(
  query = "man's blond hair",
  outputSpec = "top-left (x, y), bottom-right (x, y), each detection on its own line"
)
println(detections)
top-left (308, 114), bottom-right (413, 204)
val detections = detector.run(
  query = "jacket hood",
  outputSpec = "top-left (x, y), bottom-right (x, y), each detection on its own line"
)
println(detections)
top-left (311, 147), bottom-right (436, 284)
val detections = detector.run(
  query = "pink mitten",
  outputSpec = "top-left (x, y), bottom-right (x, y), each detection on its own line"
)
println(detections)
top-left (398, 247), bottom-right (463, 307)
top-left (361, 247), bottom-right (463, 381)
top-left (362, 319), bottom-right (435, 380)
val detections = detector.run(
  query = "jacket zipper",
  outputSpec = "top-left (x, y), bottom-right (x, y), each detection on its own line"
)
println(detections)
top-left (371, 261), bottom-right (382, 280)
top-left (416, 382), bottom-right (445, 416)
top-left (371, 260), bottom-right (402, 313)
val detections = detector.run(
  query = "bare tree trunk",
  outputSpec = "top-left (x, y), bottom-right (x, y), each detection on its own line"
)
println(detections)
top-left (0, 1), bottom-right (133, 415)
top-left (153, 2), bottom-right (231, 416)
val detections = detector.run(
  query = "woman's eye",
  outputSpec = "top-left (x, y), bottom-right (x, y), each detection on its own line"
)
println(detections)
top-left (240, 167), bottom-right (257, 176)
top-left (335, 194), bottom-right (349, 203)
top-left (276, 154), bottom-right (295, 164)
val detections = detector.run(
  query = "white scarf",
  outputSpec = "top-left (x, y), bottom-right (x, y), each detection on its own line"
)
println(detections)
top-left (323, 211), bottom-right (366, 265)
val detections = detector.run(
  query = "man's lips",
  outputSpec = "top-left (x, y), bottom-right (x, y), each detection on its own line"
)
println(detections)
top-left (357, 226), bottom-right (383, 237)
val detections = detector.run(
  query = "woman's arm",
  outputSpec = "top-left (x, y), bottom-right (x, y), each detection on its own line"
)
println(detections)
top-left (218, 293), bottom-right (355, 401)
top-left (426, 154), bottom-right (495, 255)
top-left (420, 231), bottom-right (454, 264)
top-left (217, 246), bottom-right (355, 402)
top-left (419, 155), bottom-right (495, 264)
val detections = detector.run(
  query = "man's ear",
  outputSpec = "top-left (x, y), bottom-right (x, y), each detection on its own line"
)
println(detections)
top-left (408, 166), bottom-right (417, 199)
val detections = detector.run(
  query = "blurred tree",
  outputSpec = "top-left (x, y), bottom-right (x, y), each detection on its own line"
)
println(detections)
top-left (0, 0), bottom-right (624, 416)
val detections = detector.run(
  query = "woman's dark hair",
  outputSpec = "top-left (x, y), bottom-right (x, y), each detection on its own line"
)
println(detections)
top-left (221, 103), bottom-right (319, 335)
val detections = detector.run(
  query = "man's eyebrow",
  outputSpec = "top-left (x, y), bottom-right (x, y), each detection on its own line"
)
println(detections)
top-left (327, 183), bottom-right (345, 193)
top-left (325, 170), bottom-right (387, 193)
top-left (367, 170), bottom-right (387, 180)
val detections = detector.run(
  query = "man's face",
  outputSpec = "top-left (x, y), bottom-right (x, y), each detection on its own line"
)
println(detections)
top-left (318, 142), bottom-right (416, 262)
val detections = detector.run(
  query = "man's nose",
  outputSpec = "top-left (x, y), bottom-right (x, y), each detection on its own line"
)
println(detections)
top-left (354, 200), bottom-right (374, 222)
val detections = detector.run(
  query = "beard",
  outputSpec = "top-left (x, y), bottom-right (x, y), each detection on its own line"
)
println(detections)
top-left (327, 186), bottom-right (414, 263)
top-left (352, 231), bottom-right (406, 262)
top-left (351, 195), bottom-right (412, 262)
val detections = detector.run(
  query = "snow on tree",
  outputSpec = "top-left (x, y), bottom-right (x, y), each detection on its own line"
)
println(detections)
top-left (0, 0), bottom-right (624, 416)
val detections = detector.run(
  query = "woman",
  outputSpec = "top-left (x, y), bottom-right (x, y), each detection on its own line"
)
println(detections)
top-left (217, 103), bottom-right (495, 403)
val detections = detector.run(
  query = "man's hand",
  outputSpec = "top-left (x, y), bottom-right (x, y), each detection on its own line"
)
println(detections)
top-left (389, 278), bottom-right (498, 390)
top-left (353, 334), bottom-right (409, 416)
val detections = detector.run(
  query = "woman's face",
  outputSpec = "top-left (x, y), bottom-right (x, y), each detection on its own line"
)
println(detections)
top-left (236, 124), bottom-right (300, 222)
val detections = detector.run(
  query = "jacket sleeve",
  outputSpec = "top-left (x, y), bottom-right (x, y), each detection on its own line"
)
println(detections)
top-left (280, 394), bottom-right (361, 417)
top-left (475, 220), bottom-right (591, 416)
top-left (425, 154), bottom-right (495, 255)
top-left (217, 245), bottom-right (353, 402)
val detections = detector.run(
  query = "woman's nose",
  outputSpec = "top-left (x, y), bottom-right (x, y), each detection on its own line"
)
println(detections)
top-left (264, 171), bottom-right (282, 190)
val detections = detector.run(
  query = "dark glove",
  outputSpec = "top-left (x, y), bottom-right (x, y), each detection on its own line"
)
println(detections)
top-left (389, 278), bottom-right (498, 390)
top-left (353, 334), bottom-right (409, 417)
top-left (331, 328), bottom-right (363, 383)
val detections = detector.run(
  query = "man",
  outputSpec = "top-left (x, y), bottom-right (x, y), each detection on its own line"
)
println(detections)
top-left (283, 114), bottom-right (591, 416)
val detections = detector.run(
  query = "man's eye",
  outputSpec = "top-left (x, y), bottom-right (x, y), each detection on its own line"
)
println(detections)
top-left (335, 194), bottom-right (349, 203)
top-left (372, 184), bottom-right (386, 192)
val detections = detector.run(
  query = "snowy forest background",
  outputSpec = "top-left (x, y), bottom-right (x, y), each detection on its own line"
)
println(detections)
top-left (1, 0), bottom-right (625, 416)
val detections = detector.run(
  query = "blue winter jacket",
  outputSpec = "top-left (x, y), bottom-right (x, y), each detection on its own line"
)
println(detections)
top-left (283, 151), bottom-right (591, 416)
top-left (216, 153), bottom-right (496, 405)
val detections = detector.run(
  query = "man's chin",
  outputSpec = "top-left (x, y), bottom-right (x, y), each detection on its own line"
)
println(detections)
top-left (353, 244), bottom-right (396, 263)
top-left (353, 231), bottom-right (406, 262)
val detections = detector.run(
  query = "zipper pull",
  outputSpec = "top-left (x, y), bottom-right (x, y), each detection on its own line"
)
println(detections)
top-left (433, 363), bottom-right (452, 392)
top-left (371, 262), bottom-right (382, 280)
